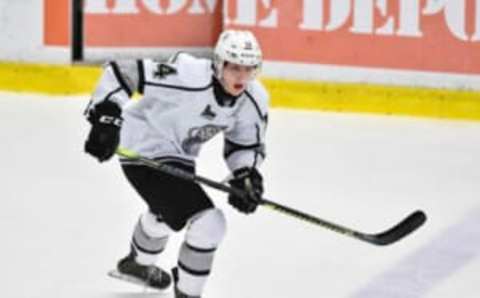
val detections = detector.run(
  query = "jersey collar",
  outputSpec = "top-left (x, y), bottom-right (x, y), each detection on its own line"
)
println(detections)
top-left (212, 76), bottom-right (243, 107)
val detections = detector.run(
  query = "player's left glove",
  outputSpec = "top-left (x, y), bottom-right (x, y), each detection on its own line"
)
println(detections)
top-left (228, 167), bottom-right (264, 214)
top-left (84, 100), bottom-right (122, 162)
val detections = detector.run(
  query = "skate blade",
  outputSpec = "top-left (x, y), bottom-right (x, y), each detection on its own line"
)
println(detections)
top-left (108, 269), bottom-right (169, 291)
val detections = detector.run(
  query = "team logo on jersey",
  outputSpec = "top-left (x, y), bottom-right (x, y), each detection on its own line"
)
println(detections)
top-left (182, 124), bottom-right (227, 155)
top-left (201, 105), bottom-right (216, 120)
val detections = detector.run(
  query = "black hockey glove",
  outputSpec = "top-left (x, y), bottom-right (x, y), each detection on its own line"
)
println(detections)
top-left (228, 167), bottom-right (264, 214)
top-left (84, 100), bottom-right (122, 162)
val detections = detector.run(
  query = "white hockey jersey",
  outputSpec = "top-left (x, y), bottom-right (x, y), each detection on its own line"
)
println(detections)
top-left (86, 53), bottom-right (269, 172)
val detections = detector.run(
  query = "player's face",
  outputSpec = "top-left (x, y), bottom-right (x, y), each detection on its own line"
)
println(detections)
top-left (221, 62), bottom-right (257, 96)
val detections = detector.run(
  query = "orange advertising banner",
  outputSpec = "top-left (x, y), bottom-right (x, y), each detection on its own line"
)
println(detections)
top-left (44, 0), bottom-right (70, 46)
top-left (224, 0), bottom-right (480, 74)
top-left (83, 1), bottom-right (222, 47)
top-left (44, 0), bottom-right (480, 75)
top-left (44, 0), bottom-right (223, 47)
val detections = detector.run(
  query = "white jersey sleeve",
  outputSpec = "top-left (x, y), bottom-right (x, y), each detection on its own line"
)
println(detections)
top-left (223, 80), bottom-right (269, 172)
top-left (86, 52), bottom-right (209, 116)
top-left (84, 60), bottom-right (144, 119)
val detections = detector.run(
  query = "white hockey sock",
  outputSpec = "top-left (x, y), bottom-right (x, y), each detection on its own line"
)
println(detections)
top-left (177, 242), bottom-right (216, 295)
top-left (131, 211), bottom-right (172, 265)
top-left (176, 208), bottom-right (227, 296)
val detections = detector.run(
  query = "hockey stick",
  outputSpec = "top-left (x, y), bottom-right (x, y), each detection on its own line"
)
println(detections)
top-left (116, 147), bottom-right (427, 246)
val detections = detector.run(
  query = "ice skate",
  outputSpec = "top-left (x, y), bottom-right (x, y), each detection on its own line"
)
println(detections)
top-left (108, 252), bottom-right (172, 290)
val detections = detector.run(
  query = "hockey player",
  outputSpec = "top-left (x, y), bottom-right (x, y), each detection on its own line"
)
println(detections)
top-left (83, 30), bottom-right (269, 298)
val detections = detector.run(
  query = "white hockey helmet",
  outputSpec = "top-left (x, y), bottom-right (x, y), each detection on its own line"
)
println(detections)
top-left (213, 30), bottom-right (263, 79)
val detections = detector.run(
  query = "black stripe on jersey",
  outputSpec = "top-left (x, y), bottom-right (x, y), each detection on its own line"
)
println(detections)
top-left (120, 155), bottom-right (196, 171)
top-left (104, 87), bottom-right (123, 101)
top-left (178, 261), bottom-right (211, 276)
top-left (153, 156), bottom-right (195, 167)
top-left (145, 81), bottom-right (213, 92)
top-left (109, 62), bottom-right (133, 97)
top-left (120, 159), bottom-right (194, 171)
top-left (168, 51), bottom-right (185, 64)
top-left (185, 242), bottom-right (217, 253)
top-left (137, 60), bottom-right (145, 94)
top-left (253, 124), bottom-right (261, 168)
top-left (224, 138), bottom-right (263, 159)
top-left (245, 90), bottom-right (268, 123)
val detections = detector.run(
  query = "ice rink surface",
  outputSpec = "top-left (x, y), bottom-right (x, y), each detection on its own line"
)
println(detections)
top-left (1, 92), bottom-right (479, 298)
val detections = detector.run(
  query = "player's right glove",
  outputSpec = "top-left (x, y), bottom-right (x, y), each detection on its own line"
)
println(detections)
top-left (228, 167), bottom-right (264, 214)
top-left (84, 100), bottom-right (122, 162)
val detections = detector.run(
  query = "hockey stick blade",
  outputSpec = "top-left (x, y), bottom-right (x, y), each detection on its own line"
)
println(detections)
top-left (262, 198), bottom-right (427, 246)
top-left (359, 210), bottom-right (427, 245)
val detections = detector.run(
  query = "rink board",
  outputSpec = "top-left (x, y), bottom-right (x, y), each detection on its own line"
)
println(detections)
top-left (0, 62), bottom-right (480, 121)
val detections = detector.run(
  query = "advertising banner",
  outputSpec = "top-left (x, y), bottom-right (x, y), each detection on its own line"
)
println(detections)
top-left (224, 0), bottom-right (480, 74)
top-left (44, 0), bottom-right (223, 47)
top-left (44, 0), bottom-right (69, 46)
top-left (83, 0), bottom-right (223, 47)
top-left (44, 0), bottom-right (480, 74)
